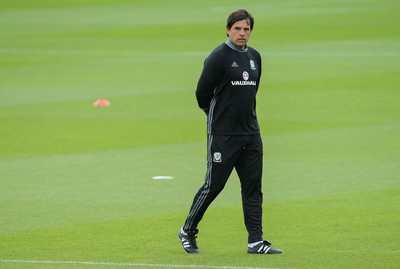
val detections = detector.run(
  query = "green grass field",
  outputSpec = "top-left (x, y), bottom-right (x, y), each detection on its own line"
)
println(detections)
top-left (1, 1), bottom-right (399, 268)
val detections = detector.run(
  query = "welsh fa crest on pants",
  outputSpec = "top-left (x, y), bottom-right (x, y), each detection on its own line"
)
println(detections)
top-left (213, 152), bottom-right (222, 163)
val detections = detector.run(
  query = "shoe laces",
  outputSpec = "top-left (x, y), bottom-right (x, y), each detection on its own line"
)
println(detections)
top-left (263, 240), bottom-right (272, 246)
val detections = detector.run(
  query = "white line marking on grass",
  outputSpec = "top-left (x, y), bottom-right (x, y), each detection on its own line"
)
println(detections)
top-left (0, 259), bottom-right (288, 269)
top-left (152, 175), bottom-right (174, 180)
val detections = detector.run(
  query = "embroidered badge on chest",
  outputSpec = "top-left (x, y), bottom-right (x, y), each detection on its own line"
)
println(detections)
top-left (250, 60), bottom-right (256, 70)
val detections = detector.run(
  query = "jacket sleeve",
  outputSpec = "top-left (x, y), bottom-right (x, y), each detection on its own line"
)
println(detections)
top-left (195, 50), bottom-right (224, 114)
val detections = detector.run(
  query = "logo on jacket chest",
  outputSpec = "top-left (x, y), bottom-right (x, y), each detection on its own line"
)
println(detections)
top-left (231, 60), bottom-right (257, 70)
top-left (230, 59), bottom-right (257, 86)
top-left (250, 60), bottom-right (256, 70)
top-left (243, 71), bottom-right (249, 81)
top-left (231, 70), bottom-right (257, 86)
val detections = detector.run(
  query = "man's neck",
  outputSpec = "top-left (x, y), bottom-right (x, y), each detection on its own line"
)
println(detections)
top-left (225, 38), bottom-right (248, 52)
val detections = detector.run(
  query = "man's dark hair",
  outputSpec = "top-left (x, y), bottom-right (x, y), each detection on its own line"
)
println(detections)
top-left (226, 9), bottom-right (254, 32)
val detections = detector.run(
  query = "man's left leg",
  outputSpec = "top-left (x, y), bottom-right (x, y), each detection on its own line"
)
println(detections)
top-left (235, 134), bottom-right (264, 243)
top-left (236, 134), bottom-right (284, 254)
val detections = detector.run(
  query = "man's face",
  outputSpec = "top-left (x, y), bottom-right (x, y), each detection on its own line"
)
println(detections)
top-left (226, 19), bottom-right (252, 48)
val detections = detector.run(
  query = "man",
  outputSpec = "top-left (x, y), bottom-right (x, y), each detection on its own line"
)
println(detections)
top-left (178, 9), bottom-right (283, 255)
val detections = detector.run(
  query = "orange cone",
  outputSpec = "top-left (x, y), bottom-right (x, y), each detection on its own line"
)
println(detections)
top-left (93, 99), bottom-right (111, 107)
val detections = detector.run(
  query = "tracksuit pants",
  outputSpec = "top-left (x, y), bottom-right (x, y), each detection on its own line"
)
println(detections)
top-left (183, 134), bottom-right (264, 243)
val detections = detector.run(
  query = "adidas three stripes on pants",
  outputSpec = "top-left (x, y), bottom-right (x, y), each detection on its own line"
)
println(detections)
top-left (183, 134), bottom-right (264, 243)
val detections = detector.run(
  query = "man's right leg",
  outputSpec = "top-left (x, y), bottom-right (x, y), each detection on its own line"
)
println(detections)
top-left (179, 135), bottom-right (240, 253)
top-left (183, 135), bottom-right (238, 232)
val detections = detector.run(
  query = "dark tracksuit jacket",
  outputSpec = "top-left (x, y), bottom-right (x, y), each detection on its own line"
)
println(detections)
top-left (183, 40), bottom-right (264, 243)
